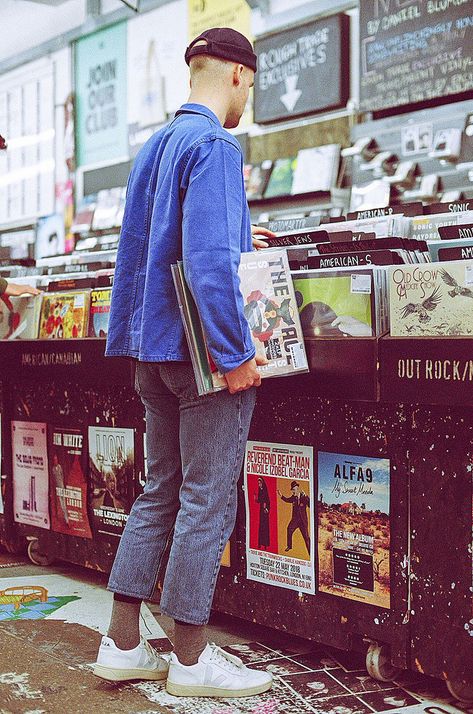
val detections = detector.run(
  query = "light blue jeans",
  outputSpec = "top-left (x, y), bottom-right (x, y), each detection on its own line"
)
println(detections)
top-left (108, 361), bottom-right (256, 625)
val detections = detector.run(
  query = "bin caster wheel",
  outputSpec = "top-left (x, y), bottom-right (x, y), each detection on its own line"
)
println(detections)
top-left (446, 678), bottom-right (473, 704)
top-left (366, 643), bottom-right (401, 682)
top-left (27, 539), bottom-right (55, 567)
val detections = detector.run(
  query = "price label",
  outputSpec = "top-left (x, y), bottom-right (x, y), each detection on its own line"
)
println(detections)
top-left (351, 274), bottom-right (372, 294)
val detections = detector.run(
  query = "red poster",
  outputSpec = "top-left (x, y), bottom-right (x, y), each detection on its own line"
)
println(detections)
top-left (48, 427), bottom-right (92, 539)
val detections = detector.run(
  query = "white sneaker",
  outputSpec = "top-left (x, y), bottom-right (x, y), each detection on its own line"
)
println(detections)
top-left (166, 642), bottom-right (273, 698)
top-left (93, 636), bottom-right (170, 682)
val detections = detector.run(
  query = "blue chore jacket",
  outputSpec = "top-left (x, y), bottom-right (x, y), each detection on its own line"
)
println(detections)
top-left (105, 103), bottom-right (255, 374)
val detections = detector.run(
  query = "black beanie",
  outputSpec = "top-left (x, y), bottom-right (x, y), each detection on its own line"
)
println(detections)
top-left (185, 27), bottom-right (257, 73)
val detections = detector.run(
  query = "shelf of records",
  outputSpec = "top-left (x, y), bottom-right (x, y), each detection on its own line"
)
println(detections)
top-left (244, 144), bottom-right (341, 204)
top-left (2, 200), bottom-right (473, 350)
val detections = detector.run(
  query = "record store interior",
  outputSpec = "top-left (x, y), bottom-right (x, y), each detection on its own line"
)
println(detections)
top-left (1, 0), bottom-right (473, 712)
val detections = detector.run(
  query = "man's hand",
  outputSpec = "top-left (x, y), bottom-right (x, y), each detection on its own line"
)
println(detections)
top-left (251, 225), bottom-right (276, 250)
top-left (225, 354), bottom-right (268, 394)
top-left (4, 282), bottom-right (41, 297)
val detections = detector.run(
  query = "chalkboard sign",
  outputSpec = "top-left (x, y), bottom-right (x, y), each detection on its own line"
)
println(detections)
top-left (359, 1), bottom-right (473, 112)
top-left (254, 14), bottom-right (349, 124)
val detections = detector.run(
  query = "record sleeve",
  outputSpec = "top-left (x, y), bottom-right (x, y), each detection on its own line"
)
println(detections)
top-left (263, 157), bottom-right (297, 198)
top-left (0, 294), bottom-right (41, 340)
top-left (244, 161), bottom-right (273, 200)
top-left (173, 249), bottom-right (309, 395)
top-left (390, 259), bottom-right (473, 336)
top-left (291, 144), bottom-right (340, 194)
top-left (293, 269), bottom-right (376, 337)
top-left (88, 287), bottom-right (112, 338)
top-left (38, 290), bottom-right (90, 339)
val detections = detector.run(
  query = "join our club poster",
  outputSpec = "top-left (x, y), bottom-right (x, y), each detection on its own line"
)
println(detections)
top-left (318, 451), bottom-right (391, 608)
top-left (12, 421), bottom-right (50, 529)
top-left (88, 426), bottom-right (134, 539)
top-left (245, 440), bottom-right (315, 595)
top-left (48, 427), bottom-right (92, 539)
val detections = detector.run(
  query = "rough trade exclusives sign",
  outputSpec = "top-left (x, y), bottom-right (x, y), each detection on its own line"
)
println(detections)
top-left (254, 14), bottom-right (349, 124)
top-left (75, 23), bottom-right (128, 166)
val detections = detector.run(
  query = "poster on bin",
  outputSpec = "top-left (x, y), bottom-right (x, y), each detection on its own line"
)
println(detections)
top-left (245, 441), bottom-right (315, 594)
top-left (48, 427), bottom-right (92, 539)
top-left (318, 451), bottom-right (391, 608)
top-left (12, 421), bottom-right (50, 529)
top-left (88, 426), bottom-right (134, 539)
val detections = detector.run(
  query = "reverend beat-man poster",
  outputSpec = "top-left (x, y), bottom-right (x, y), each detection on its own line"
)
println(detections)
top-left (245, 440), bottom-right (315, 594)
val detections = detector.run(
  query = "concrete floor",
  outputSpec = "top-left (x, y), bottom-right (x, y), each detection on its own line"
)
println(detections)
top-left (0, 550), bottom-right (469, 714)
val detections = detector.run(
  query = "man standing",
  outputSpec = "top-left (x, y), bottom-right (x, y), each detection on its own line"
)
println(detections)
top-left (277, 481), bottom-right (311, 555)
top-left (93, 28), bottom-right (273, 699)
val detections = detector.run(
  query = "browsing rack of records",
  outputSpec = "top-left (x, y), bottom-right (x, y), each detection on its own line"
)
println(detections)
top-left (0, 248), bottom-right (116, 342)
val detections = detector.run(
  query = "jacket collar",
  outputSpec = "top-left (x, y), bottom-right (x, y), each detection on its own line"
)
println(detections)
top-left (174, 103), bottom-right (222, 127)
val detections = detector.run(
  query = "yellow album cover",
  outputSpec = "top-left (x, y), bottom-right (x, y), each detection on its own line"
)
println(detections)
top-left (39, 291), bottom-right (90, 339)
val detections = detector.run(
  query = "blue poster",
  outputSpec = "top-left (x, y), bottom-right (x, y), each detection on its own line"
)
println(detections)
top-left (317, 451), bottom-right (391, 608)
top-left (75, 22), bottom-right (128, 166)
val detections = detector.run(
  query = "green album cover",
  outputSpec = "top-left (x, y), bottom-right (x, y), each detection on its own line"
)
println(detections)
top-left (264, 157), bottom-right (297, 198)
top-left (293, 270), bottom-right (374, 337)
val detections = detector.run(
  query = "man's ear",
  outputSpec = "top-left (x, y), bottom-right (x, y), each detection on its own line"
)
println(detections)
top-left (232, 63), bottom-right (244, 86)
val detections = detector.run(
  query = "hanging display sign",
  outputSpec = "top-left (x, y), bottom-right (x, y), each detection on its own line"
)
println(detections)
top-left (359, 1), bottom-right (473, 112)
top-left (317, 451), bottom-right (391, 608)
top-left (88, 426), bottom-right (134, 539)
top-left (75, 23), bottom-right (128, 167)
top-left (48, 427), bottom-right (92, 539)
top-left (12, 421), bottom-right (50, 529)
top-left (245, 440), bottom-right (315, 595)
top-left (254, 14), bottom-right (349, 124)
top-left (127, 1), bottom-right (188, 157)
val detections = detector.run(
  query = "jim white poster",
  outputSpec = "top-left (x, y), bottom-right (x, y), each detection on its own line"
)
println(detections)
top-left (12, 421), bottom-right (50, 529)
top-left (245, 440), bottom-right (315, 594)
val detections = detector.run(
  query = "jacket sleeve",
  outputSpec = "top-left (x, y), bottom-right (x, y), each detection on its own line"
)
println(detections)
top-left (181, 137), bottom-right (255, 374)
top-left (0, 277), bottom-right (7, 295)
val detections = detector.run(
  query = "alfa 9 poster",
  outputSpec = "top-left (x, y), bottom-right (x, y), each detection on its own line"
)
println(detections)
top-left (12, 421), bottom-right (50, 529)
top-left (88, 426), bottom-right (134, 538)
top-left (48, 427), bottom-right (92, 539)
top-left (318, 451), bottom-right (391, 608)
top-left (245, 440), bottom-right (315, 594)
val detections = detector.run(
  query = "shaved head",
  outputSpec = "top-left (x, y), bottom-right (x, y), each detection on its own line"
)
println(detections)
top-left (189, 54), bottom-right (235, 84)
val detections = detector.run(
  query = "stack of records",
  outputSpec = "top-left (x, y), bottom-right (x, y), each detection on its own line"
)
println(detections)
top-left (172, 249), bottom-right (309, 395)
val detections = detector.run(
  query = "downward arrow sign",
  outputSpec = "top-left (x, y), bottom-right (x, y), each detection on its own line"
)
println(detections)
top-left (280, 74), bottom-right (302, 112)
